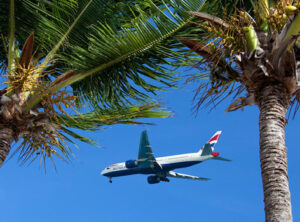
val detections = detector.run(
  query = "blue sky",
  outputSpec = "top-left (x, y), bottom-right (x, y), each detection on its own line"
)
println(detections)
top-left (1, 78), bottom-right (300, 222)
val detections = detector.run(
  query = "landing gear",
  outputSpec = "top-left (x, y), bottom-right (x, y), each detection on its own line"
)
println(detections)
top-left (109, 177), bottom-right (112, 183)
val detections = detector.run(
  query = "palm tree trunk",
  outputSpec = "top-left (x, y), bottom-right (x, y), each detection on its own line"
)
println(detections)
top-left (258, 84), bottom-right (292, 222)
top-left (0, 127), bottom-right (13, 167)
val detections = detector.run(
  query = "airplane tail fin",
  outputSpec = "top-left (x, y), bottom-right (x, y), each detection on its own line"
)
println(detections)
top-left (198, 131), bottom-right (231, 161)
top-left (206, 131), bottom-right (222, 151)
top-left (198, 131), bottom-right (222, 155)
top-left (199, 144), bottom-right (213, 156)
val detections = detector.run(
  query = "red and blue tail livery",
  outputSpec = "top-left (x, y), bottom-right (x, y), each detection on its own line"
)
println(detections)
top-left (101, 130), bottom-right (230, 184)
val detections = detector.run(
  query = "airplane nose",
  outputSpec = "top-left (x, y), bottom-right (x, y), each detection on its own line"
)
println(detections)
top-left (101, 169), bottom-right (106, 175)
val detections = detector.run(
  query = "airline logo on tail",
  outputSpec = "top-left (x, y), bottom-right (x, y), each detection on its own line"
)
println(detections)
top-left (207, 131), bottom-right (222, 151)
top-left (198, 131), bottom-right (222, 155)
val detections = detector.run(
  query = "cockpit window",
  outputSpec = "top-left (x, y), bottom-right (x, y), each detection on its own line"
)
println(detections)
top-left (106, 167), bottom-right (110, 169)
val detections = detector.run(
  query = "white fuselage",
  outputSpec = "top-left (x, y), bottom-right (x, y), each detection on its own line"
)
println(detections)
top-left (101, 152), bottom-right (213, 178)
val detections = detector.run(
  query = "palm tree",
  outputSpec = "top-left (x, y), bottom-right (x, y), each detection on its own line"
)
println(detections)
top-left (0, 0), bottom-right (206, 167)
top-left (180, 0), bottom-right (300, 221)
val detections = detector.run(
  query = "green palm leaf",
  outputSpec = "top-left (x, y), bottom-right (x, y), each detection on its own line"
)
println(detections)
top-left (23, 0), bottom-right (205, 110)
top-left (57, 103), bottom-right (171, 129)
top-left (8, 0), bottom-right (15, 77)
top-left (13, 102), bottom-right (171, 165)
top-left (0, 0), bottom-right (206, 167)
top-left (54, 103), bottom-right (171, 145)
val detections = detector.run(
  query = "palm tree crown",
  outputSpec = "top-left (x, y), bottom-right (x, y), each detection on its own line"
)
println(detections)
top-left (182, 1), bottom-right (300, 112)
top-left (0, 0), bottom-right (206, 166)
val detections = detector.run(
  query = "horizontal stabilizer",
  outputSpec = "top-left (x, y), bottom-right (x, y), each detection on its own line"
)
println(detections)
top-left (212, 156), bottom-right (231, 161)
top-left (167, 171), bottom-right (210, 181)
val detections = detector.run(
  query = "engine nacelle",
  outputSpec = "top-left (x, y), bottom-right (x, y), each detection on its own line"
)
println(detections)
top-left (125, 160), bottom-right (138, 168)
top-left (147, 176), bottom-right (160, 184)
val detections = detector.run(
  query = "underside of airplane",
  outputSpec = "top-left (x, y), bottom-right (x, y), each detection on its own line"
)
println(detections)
top-left (101, 130), bottom-right (230, 184)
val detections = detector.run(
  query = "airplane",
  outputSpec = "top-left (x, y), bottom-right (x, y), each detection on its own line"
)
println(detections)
top-left (101, 130), bottom-right (230, 184)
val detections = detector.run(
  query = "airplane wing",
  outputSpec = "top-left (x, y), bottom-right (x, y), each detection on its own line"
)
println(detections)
top-left (167, 171), bottom-right (210, 181)
top-left (137, 131), bottom-right (160, 169)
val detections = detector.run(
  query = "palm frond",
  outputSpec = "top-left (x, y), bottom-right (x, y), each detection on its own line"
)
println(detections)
top-left (23, 0), bottom-right (167, 58)
top-left (59, 127), bottom-right (99, 147)
top-left (54, 103), bottom-right (172, 131)
top-left (180, 8), bottom-right (255, 111)
top-left (182, 1), bottom-right (300, 113)
top-left (23, 0), bottom-right (205, 109)
top-left (11, 102), bottom-right (171, 165)
top-left (64, 0), bottom-right (205, 106)
top-left (8, 0), bottom-right (15, 77)
top-left (3, 0), bottom-right (209, 168)
top-left (0, 0), bottom-right (39, 64)
top-left (186, 70), bottom-right (242, 112)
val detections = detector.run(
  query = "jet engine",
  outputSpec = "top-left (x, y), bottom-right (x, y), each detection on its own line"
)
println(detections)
top-left (147, 176), bottom-right (160, 184)
top-left (125, 160), bottom-right (138, 168)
